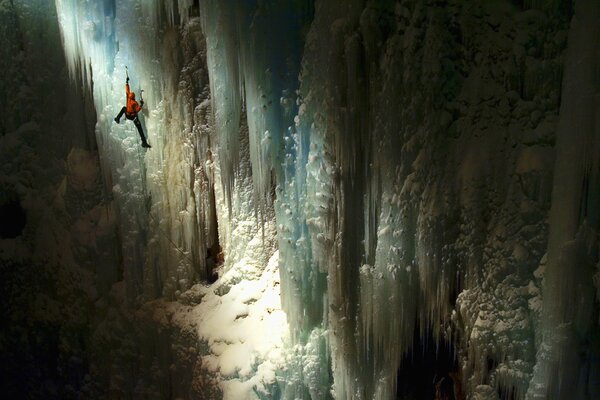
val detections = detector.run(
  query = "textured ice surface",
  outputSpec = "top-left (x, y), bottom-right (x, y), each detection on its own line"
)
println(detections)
top-left (54, 0), bottom-right (220, 300)
top-left (53, 0), bottom-right (285, 397)
top-left (276, 1), bottom-right (595, 398)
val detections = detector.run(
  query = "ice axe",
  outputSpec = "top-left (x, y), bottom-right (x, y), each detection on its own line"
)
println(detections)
top-left (125, 65), bottom-right (129, 82)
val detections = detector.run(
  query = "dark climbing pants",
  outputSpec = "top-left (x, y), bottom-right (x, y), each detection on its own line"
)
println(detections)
top-left (116, 107), bottom-right (148, 144)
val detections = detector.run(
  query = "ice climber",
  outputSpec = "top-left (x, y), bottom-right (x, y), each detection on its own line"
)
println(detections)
top-left (114, 75), bottom-right (151, 148)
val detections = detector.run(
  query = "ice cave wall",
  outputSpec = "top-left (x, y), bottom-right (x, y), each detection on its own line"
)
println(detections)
top-left (52, 0), bottom-right (282, 398)
top-left (55, 0), bottom-right (281, 299)
top-left (195, 0), bottom-right (600, 398)
top-left (3, 0), bottom-right (600, 399)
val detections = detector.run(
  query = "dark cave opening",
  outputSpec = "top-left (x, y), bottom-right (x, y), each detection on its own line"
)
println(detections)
top-left (206, 244), bottom-right (222, 284)
top-left (205, 181), bottom-right (222, 284)
top-left (396, 328), bottom-right (462, 400)
top-left (498, 386), bottom-right (517, 400)
top-left (0, 199), bottom-right (26, 239)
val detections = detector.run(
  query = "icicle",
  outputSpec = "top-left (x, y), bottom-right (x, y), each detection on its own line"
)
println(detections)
top-left (199, 0), bottom-right (242, 211)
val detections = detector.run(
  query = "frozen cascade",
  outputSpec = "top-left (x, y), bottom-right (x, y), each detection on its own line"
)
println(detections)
top-left (53, 0), bottom-right (286, 397)
top-left (13, 0), bottom-right (597, 398)
top-left (198, 1), bottom-right (330, 397)
top-left (55, 0), bottom-right (216, 299)
top-left (280, 1), bottom-right (597, 398)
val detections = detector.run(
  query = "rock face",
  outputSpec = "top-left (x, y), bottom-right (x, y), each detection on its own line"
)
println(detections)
top-left (1, 0), bottom-right (599, 399)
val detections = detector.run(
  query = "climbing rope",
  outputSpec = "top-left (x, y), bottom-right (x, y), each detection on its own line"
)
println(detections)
top-left (148, 211), bottom-right (195, 265)
top-left (135, 144), bottom-right (195, 266)
top-left (135, 143), bottom-right (148, 199)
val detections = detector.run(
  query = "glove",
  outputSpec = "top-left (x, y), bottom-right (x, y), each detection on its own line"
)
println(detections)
top-left (140, 100), bottom-right (144, 107)
top-left (126, 77), bottom-right (129, 83)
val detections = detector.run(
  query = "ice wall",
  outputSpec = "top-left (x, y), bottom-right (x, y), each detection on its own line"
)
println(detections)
top-left (47, 0), bottom-right (600, 398)
top-left (53, 0), bottom-right (285, 397)
top-left (268, 0), bottom-right (596, 398)
top-left (54, 0), bottom-right (219, 300)
top-left (198, 3), bottom-right (329, 396)
top-left (250, 0), bottom-right (558, 397)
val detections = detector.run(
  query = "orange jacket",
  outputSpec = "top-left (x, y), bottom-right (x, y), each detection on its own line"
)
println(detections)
top-left (125, 83), bottom-right (142, 115)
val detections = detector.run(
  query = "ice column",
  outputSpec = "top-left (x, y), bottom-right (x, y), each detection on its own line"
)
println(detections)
top-left (199, 1), bottom-right (334, 397)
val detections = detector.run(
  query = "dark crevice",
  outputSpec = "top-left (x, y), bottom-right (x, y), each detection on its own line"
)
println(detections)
top-left (0, 199), bottom-right (26, 239)
top-left (396, 327), bottom-right (463, 400)
top-left (205, 181), bottom-right (222, 284)
top-left (498, 386), bottom-right (517, 400)
top-left (487, 356), bottom-right (499, 375)
top-left (205, 244), bottom-right (222, 285)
